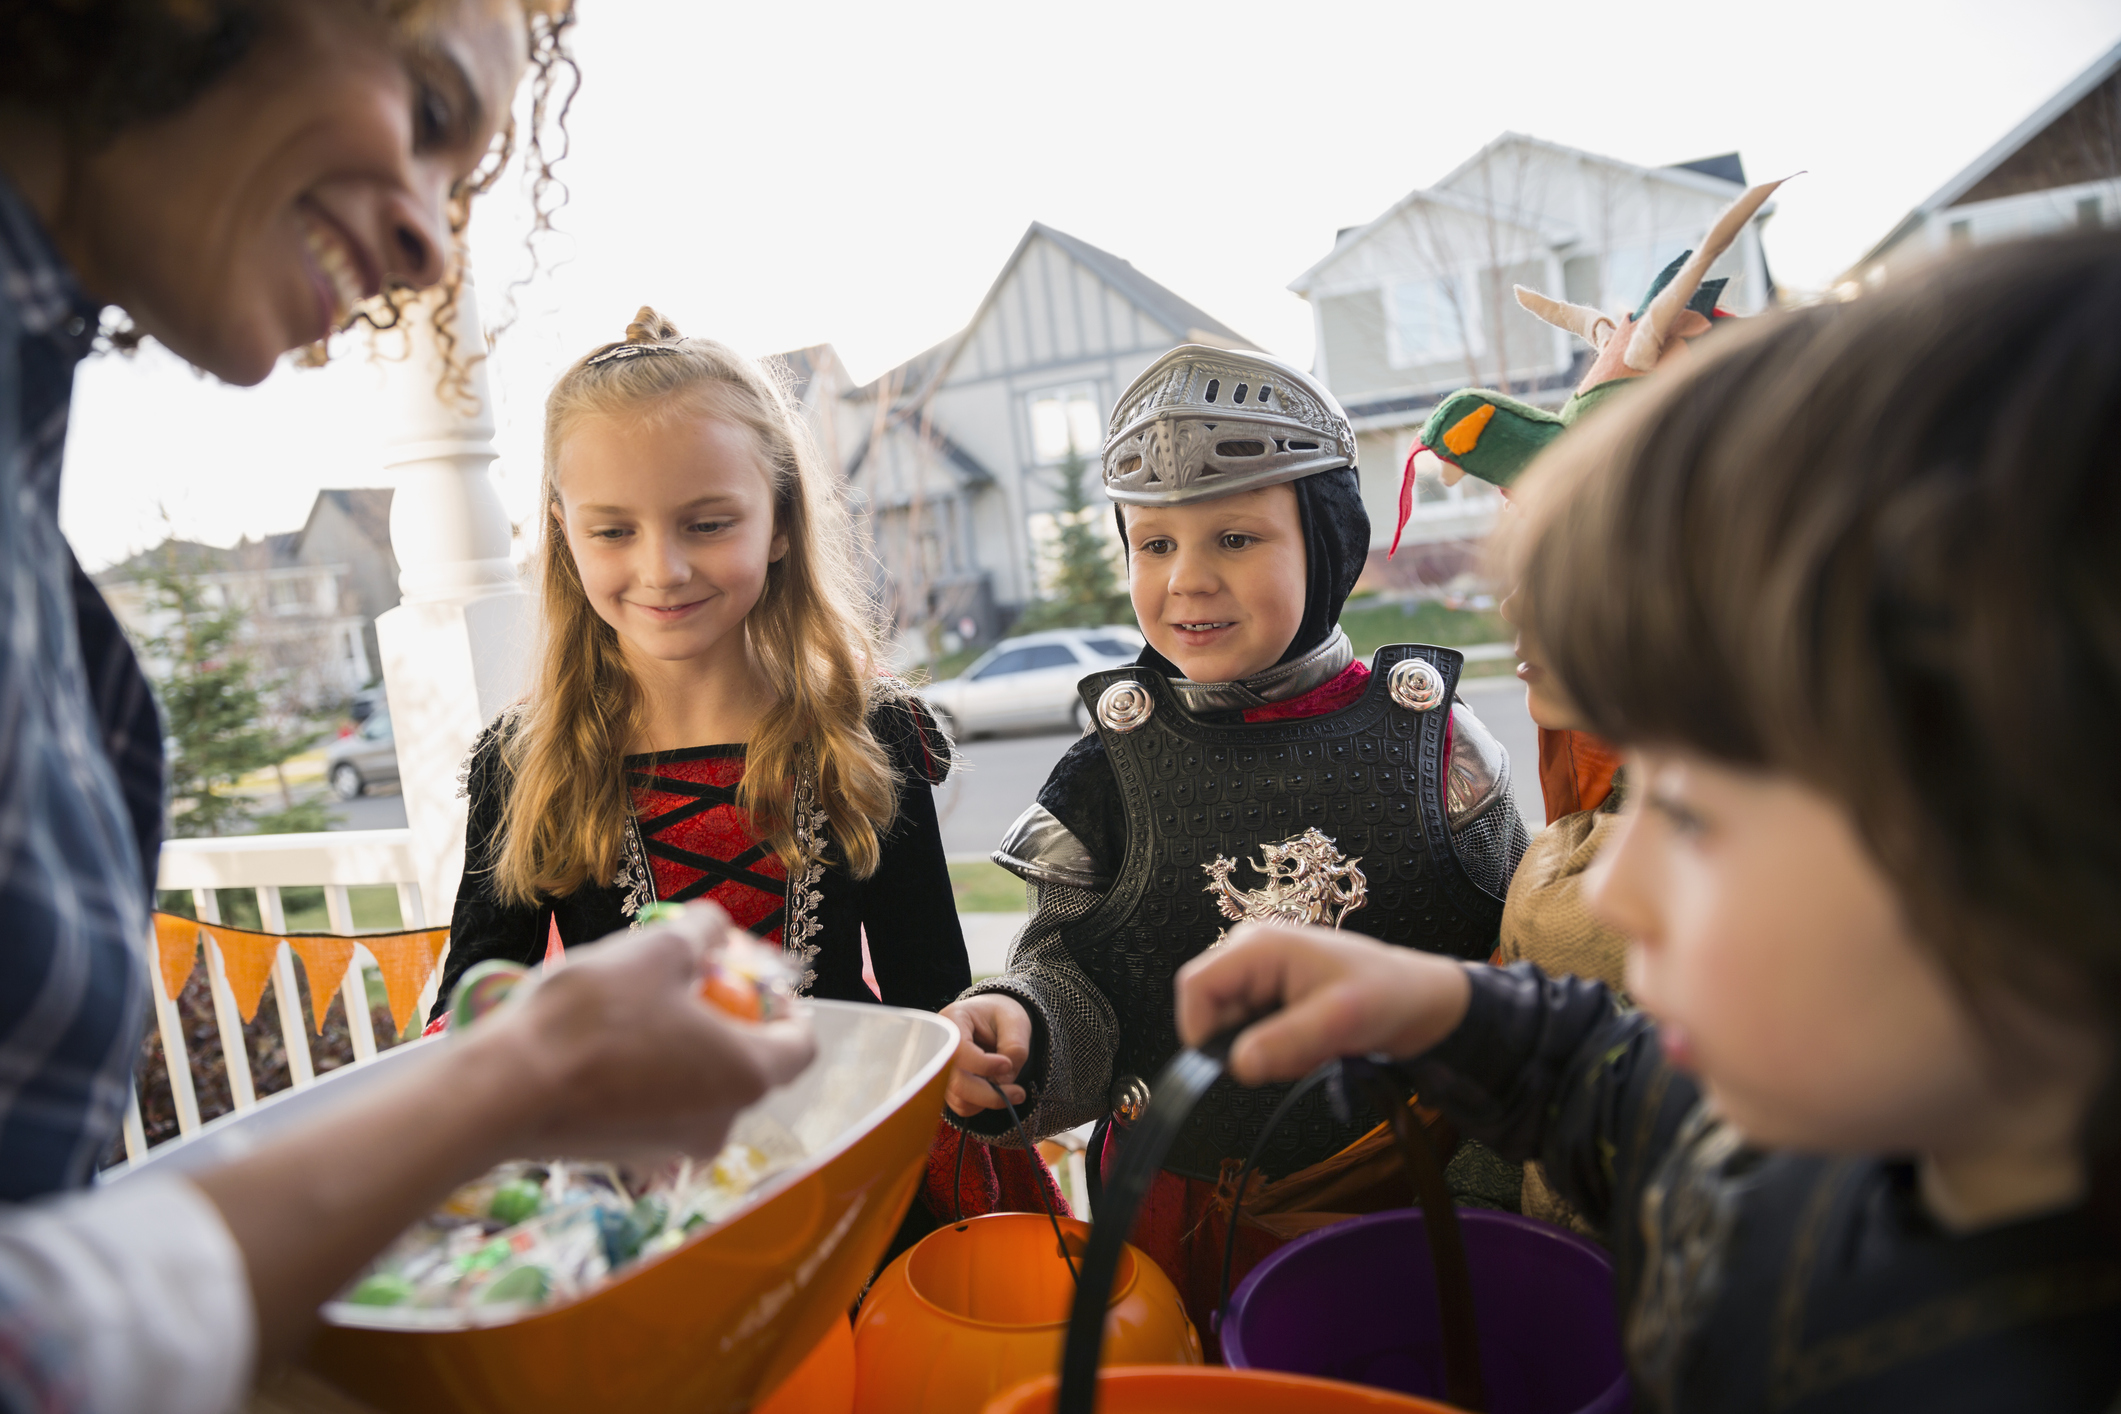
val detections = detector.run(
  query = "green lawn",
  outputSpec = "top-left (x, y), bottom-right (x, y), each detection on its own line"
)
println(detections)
top-left (950, 859), bottom-right (1027, 913)
top-left (1338, 597), bottom-right (1510, 658)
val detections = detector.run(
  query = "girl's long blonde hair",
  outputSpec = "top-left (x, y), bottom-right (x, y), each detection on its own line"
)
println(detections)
top-left (492, 307), bottom-right (898, 905)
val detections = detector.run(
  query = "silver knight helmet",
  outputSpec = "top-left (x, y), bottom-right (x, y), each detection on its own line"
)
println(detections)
top-left (1102, 345), bottom-right (1356, 505)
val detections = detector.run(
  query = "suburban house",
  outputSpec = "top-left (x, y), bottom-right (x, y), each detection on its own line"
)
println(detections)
top-left (96, 487), bottom-right (400, 708)
top-left (1848, 38), bottom-right (2119, 285)
top-left (842, 222), bottom-right (1255, 656)
top-left (1289, 134), bottom-right (1777, 587)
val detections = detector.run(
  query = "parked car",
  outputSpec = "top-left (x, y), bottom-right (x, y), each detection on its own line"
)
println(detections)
top-left (923, 627), bottom-right (1144, 739)
top-left (327, 706), bottom-right (400, 798)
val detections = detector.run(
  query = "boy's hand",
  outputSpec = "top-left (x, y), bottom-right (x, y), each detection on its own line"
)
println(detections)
top-left (483, 903), bottom-right (817, 1162)
top-left (1176, 923), bottom-right (1474, 1085)
top-left (939, 994), bottom-right (1031, 1116)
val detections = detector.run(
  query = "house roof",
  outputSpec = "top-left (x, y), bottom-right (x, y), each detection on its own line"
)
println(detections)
top-left (851, 221), bottom-right (1255, 410)
top-left (308, 488), bottom-right (394, 551)
top-left (1855, 38), bottom-right (2121, 270)
top-left (1288, 132), bottom-right (1758, 295)
top-left (1667, 152), bottom-right (1747, 186)
top-left (767, 343), bottom-right (847, 404)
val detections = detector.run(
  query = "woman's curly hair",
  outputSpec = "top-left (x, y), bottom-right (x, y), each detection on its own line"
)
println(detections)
top-left (0, 0), bottom-right (578, 393)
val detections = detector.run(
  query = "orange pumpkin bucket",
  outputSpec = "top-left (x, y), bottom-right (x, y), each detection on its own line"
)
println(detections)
top-left (115, 999), bottom-right (957, 1414)
top-left (756, 1314), bottom-right (855, 1414)
top-left (983, 1366), bottom-right (1459, 1414)
top-left (853, 1213), bottom-right (1201, 1414)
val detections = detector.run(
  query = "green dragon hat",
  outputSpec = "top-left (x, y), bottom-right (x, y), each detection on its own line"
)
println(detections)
top-left (1389, 176), bottom-right (1791, 557)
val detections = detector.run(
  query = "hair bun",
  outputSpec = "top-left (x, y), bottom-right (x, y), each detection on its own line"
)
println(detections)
top-left (625, 306), bottom-right (681, 344)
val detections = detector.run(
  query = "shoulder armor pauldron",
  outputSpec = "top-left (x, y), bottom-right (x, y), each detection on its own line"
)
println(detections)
top-left (1446, 700), bottom-right (1508, 828)
top-left (993, 803), bottom-right (1112, 892)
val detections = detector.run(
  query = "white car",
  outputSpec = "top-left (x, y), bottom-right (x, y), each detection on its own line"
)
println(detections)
top-left (924, 627), bottom-right (1144, 739)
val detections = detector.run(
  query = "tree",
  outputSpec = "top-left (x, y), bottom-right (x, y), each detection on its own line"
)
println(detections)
top-left (1014, 448), bottom-right (1134, 632)
top-left (137, 556), bottom-right (335, 837)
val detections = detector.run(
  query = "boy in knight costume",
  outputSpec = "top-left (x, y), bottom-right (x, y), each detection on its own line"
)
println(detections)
top-left (940, 345), bottom-right (1533, 1329)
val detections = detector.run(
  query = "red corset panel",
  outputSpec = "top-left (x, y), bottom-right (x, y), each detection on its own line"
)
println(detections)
top-left (625, 746), bottom-right (789, 944)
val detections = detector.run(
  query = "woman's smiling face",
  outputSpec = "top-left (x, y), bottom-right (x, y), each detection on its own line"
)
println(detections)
top-left (1123, 484), bottom-right (1307, 684)
top-left (554, 406), bottom-right (788, 671)
top-left (51, 0), bottom-right (528, 385)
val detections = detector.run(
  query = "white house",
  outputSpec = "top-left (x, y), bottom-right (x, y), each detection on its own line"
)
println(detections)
top-left (1849, 39), bottom-right (2120, 287)
top-left (1289, 135), bottom-right (1777, 587)
top-left (843, 222), bottom-right (1255, 653)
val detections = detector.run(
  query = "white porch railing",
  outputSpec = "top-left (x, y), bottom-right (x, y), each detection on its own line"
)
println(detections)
top-left (129, 828), bottom-right (443, 1161)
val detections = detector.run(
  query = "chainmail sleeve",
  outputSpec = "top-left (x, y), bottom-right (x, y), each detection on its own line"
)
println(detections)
top-left (947, 875), bottom-right (1119, 1146)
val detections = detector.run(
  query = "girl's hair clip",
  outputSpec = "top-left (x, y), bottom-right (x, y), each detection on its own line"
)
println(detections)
top-left (585, 342), bottom-right (686, 368)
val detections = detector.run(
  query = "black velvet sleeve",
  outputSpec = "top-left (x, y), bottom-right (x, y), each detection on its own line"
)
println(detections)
top-left (1035, 729), bottom-right (1127, 877)
top-left (851, 694), bottom-right (972, 1013)
top-left (1399, 962), bottom-right (1699, 1242)
top-left (429, 719), bottom-right (548, 1025)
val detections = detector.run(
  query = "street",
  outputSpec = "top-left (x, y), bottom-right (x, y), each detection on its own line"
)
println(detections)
top-left (934, 673), bottom-right (1543, 860)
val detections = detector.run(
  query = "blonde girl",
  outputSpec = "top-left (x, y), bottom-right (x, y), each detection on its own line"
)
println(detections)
top-left (434, 307), bottom-right (969, 1016)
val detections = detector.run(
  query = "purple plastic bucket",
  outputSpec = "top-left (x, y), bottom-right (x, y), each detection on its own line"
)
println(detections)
top-left (1222, 1209), bottom-right (1629, 1414)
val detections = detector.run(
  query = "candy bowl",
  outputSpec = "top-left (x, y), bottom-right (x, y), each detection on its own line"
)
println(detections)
top-left (116, 998), bottom-right (957, 1414)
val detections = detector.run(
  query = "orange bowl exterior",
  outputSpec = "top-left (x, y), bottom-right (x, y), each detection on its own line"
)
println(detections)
top-left (982, 1366), bottom-right (1462, 1414)
top-left (853, 1213), bottom-right (1201, 1414)
top-left (755, 1315), bottom-right (855, 1414)
top-left (302, 1012), bottom-right (953, 1413)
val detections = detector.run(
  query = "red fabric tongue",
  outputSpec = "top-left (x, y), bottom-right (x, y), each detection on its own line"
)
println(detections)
top-left (1390, 443), bottom-right (1426, 557)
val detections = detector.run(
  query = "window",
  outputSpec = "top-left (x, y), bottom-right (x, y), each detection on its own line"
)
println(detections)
top-left (1023, 644), bottom-right (1078, 670)
top-left (1028, 386), bottom-right (1103, 464)
top-left (972, 648), bottom-right (1036, 680)
top-left (1082, 637), bottom-right (1135, 659)
top-left (2080, 196), bottom-right (2103, 229)
top-left (1948, 219), bottom-right (1973, 247)
top-left (1387, 276), bottom-right (1481, 367)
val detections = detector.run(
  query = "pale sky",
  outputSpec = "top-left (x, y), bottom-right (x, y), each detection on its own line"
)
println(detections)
top-left (60, 0), bottom-right (2121, 571)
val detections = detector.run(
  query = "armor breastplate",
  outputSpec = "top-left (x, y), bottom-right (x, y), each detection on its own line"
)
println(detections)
top-left (1064, 645), bottom-right (1505, 1182)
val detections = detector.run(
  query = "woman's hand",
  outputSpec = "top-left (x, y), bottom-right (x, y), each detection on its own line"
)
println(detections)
top-left (1175, 923), bottom-right (1474, 1085)
top-left (483, 903), bottom-right (817, 1162)
top-left (940, 994), bottom-right (1032, 1116)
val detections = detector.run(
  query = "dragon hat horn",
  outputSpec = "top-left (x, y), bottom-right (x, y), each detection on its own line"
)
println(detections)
top-left (1623, 175), bottom-right (1794, 371)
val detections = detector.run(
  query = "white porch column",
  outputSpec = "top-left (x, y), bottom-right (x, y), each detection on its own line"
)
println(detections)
top-left (374, 280), bottom-right (534, 931)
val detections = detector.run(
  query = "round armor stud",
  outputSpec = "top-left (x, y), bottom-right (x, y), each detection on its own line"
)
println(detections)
top-left (1111, 1074), bottom-right (1152, 1126)
top-left (1388, 658), bottom-right (1445, 712)
top-left (1096, 680), bottom-right (1155, 733)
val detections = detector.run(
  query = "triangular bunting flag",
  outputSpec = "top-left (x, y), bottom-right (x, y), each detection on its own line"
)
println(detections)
top-left (288, 936), bottom-right (357, 1034)
top-left (203, 924), bottom-right (280, 1024)
top-left (152, 913), bottom-right (201, 1002)
top-left (366, 928), bottom-right (451, 1035)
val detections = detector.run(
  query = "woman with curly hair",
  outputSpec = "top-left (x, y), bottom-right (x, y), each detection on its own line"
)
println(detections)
top-left (0, 5), bottom-right (814, 1411)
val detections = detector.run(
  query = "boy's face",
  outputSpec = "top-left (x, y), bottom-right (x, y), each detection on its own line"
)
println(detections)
top-left (1122, 484), bottom-right (1307, 685)
top-left (1583, 749), bottom-right (2099, 1163)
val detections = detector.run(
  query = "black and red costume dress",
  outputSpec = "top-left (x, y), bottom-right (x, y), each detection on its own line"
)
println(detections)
top-left (431, 693), bottom-right (970, 1018)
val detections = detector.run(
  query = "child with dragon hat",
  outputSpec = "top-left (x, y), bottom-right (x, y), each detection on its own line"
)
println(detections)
top-left (938, 344), bottom-right (1534, 1332)
top-left (1394, 177), bottom-right (1789, 1231)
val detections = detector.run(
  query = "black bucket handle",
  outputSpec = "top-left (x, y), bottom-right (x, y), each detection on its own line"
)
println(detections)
top-left (1056, 1043), bottom-right (1486, 1414)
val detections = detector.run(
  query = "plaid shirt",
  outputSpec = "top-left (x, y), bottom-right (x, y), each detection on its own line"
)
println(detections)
top-left (0, 173), bottom-right (161, 1203)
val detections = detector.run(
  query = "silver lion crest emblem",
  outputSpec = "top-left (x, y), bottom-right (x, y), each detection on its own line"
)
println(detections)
top-left (1202, 826), bottom-right (1368, 945)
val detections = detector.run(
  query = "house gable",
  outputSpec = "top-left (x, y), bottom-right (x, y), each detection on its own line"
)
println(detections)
top-left (1856, 40), bottom-right (2121, 274)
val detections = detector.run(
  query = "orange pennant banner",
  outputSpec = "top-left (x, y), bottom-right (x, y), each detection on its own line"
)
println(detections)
top-left (365, 928), bottom-right (452, 1035)
top-left (202, 924), bottom-right (280, 1024)
top-left (148, 912), bottom-right (451, 1038)
top-left (288, 936), bottom-right (357, 1034)
top-left (152, 913), bottom-right (200, 1003)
